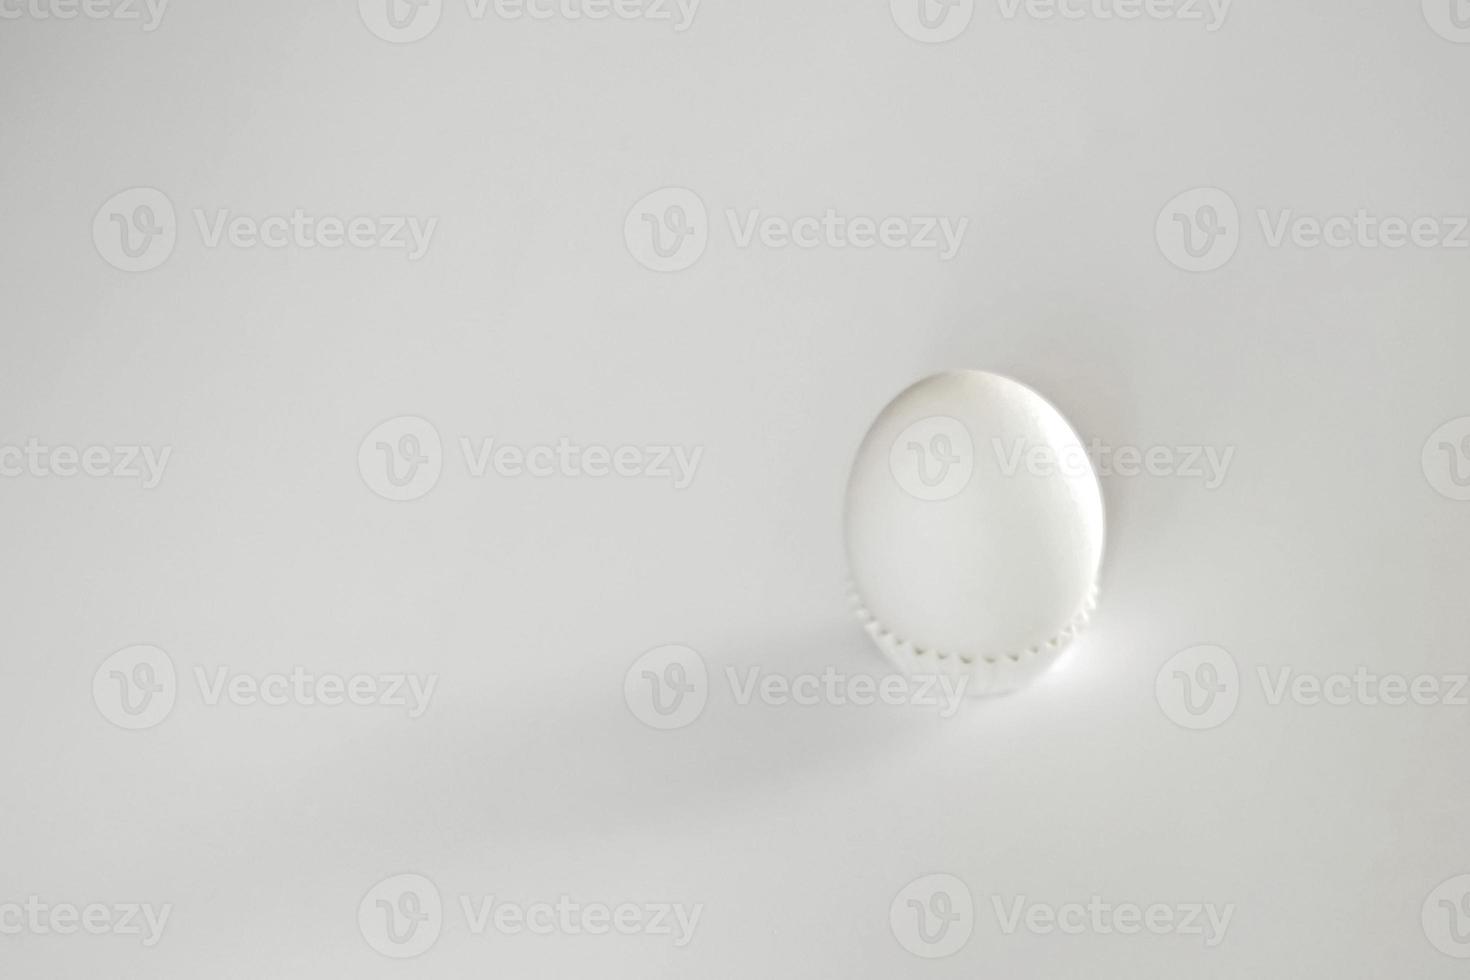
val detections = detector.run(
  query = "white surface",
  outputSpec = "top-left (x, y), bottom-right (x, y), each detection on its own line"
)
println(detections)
top-left (2, 1), bottom-right (1469, 976)
top-left (845, 370), bottom-right (1104, 692)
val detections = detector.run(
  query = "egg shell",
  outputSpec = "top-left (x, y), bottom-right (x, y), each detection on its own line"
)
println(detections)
top-left (843, 371), bottom-right (1105, 695)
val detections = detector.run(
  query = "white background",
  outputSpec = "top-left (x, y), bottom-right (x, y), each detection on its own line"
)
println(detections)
top-left (2, 0), bottom-right (1469, 975)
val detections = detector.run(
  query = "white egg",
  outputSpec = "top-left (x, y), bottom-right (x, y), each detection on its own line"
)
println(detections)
top-left (843, 371), bottom-right (1105, 695)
